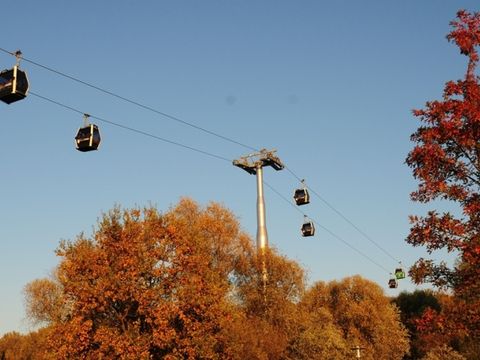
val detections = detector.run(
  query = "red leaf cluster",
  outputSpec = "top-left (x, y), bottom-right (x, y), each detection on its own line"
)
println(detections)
top-left (407, 9), bottom-right (480, 345)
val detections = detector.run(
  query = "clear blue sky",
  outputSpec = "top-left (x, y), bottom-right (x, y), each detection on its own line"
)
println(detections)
top-left (1, 0), bottom-right (478, 335)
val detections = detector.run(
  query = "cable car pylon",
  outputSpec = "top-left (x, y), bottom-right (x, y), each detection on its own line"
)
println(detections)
top-left (233, 149), bottom-right (284, 301)
top-left (233, 148), bottom-right (284, 250)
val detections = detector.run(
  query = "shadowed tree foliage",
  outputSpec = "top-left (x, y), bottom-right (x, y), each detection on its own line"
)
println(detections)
top-left (406, 10), bottom-right (480, 354)
top-left (421, 344), bottom-right (466, 360)
top-left (412, 292), bottom-right (480, 360)
top-left (393, 290), bottom-right (441, 359)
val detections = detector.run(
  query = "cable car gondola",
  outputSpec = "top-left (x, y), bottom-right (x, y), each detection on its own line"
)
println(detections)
top-left (75, 114), bottom-right (101, 152)
top-left (294, 188), bottom-right (310, 206)
top-left (301, 216), bottom-right (315, 237)
top-left (0, 51), bottom-right (29, 104)
top-left (395, 267), bottom-right (405, 280)
top-left (388, 277), bottom-right (398, 289)
top-left (294, 180), bottom-right (310, 206)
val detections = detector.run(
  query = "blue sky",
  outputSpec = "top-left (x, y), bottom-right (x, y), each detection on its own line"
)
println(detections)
top-left (1, 0), bottom-right (478, 335)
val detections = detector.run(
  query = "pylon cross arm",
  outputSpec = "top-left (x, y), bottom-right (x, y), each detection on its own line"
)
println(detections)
top-left (233, 159), bottom-right (257, 175)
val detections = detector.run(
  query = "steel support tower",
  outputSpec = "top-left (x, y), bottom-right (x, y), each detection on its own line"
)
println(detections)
top-left (233, 148), bottom-right (284, 251)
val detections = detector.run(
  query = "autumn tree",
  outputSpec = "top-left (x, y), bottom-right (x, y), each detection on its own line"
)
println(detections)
top-left (24, 278), bottom-right (66, 325)
top-left (24, 198), bottom-right (310, 359)
top-left (223, 248), bottom-right (306, 359)
top-left (421, 344), bottom-right (466, 360)
top-left (0, 328), bottom-right (51, 360)
top-left (406, 9), bottom-right (480, 345)
top-left (0, 332), bottom-right (25, 360)
top-left (412, 292), bottom-right (480, 360)
top-left (285, 305), bottom-right (349, 360)
top-left (296, 276), bottom-right (409, 360)
top-left (393, 290), bottom-right (441, 359)
top-left (25, 199), bottom-right (256, 359)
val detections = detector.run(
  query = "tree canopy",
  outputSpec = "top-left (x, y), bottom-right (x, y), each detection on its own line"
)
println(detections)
top-left (300, 276), bottom-right (409, 360)
top-left (16, 199), bottom-right (409, 359)
top-left (26, 199), bottom-right (259, 359)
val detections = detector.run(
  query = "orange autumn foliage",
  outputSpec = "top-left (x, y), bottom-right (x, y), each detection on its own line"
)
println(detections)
top-left (21, 199), bottom-right (409, 359)
top-left (24, 199), bottom-right (308, 359)
top-left (26, 199), bottom-right (255, 359)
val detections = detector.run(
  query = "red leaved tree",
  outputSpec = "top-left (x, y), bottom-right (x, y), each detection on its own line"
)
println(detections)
top-left (406, 9), bottom-right (480, 346)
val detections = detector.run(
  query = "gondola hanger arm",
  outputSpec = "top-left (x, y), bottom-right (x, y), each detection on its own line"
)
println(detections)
top-left (14, 50), bottom-right (22, 67)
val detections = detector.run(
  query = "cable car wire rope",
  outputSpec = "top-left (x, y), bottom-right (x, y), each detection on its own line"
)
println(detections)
top-left (28, 89), bottom-right (395, 275)
top-left (28, 91), bottom-right (231, 163)
top-left (0, 47), bottom-right (405, 265)
top-left (264, 181), bottom-right (392, 274)
top-left (284, 166), bottom-right (402, 264)
top-left (0, 47), bottom-right (258, 152)
top-left (1, 47), bottom-right (403, 275)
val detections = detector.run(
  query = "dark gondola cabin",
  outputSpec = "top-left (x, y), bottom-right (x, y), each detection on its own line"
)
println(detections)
top-left (75, 124), bottom-right (101, 152)
top-left (395, 268), bottom-right (406, 280)
top-left (301, 220), bottom-right (315, 237)
top-left (294, 188), bottom-right (310, 206)
top-left (0, 66), bottom-right (29, 104)
top-left (388, 278), bottom-right (398, 289)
